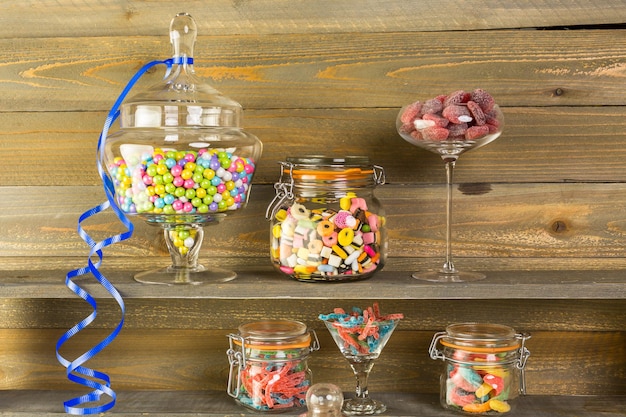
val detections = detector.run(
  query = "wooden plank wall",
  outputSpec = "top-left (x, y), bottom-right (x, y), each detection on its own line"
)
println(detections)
top-left (0, 0), bottom-right (625, 401)
top-left (3, 2), bottom-right (626, 268)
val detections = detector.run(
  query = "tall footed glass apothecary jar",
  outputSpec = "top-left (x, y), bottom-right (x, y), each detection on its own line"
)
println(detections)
top-left (103, 13), bottom-right (262, 285)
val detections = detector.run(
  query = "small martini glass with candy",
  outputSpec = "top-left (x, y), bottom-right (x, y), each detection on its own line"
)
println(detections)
top-left (319, 302), bottom-right (403, 415)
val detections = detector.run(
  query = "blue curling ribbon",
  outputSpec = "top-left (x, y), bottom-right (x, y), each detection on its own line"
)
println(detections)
top-left (55, 56), bottom-right (192, 415)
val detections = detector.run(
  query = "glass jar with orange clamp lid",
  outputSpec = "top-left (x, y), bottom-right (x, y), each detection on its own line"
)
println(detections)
top-left (227, 320), bottom-right (320, 412)
top-left (266, 156), bottom-right (386, 282)
top-left (429, 323), bottom-right (531, 414)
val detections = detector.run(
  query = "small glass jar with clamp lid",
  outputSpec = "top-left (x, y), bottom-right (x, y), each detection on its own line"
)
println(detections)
top-left (227, 320), bottom-right (320, 412)
top-left (429, 323), bottom-right (531, 415)
top-left (266, 156), bottom-right (386, 282)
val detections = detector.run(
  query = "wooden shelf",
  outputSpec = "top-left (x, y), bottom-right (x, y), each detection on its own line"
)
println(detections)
top-left (0, 391), bottom-right (623, 416)
top-left (1, 265), bottom-right (623, 399)
top-left (2, 266), bottom-right (625, 300)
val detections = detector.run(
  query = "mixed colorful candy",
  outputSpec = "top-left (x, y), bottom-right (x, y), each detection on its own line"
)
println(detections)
top-left (108, 146), bottom-right (256, 215)
top-left (398, 88), bottom-right (501, 142)
top-left (319, 303), bottom-right (403, 356)
top-left (444, 351), bottom-right (514, 414)
top-left (167, 227), bottom-right (198, 257)
top-left (271, 194), bottom-right (384, 281)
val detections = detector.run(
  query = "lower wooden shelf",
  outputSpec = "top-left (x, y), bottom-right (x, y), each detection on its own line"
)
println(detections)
top-left (2, 266), bottom-right (626, 300)
top-left (0, 391), bottom-right (623, 416)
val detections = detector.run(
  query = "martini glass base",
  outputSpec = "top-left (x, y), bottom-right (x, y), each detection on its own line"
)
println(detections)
top-left (412, 270), bottom-right (485, 282)
top-left (342, 398), bottom-right (387, 415)
top-left (134, 265), bottom-right (236, 285)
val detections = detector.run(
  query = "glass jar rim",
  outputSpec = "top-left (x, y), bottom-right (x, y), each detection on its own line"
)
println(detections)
top-left (441, 322), bottom-right (521, 352)
top-left (283, 155), bottom-right (375, 182)
top-left (286, 155), bottom-right (371, 167)
top-left (236, 320), bottom-right (311, 350)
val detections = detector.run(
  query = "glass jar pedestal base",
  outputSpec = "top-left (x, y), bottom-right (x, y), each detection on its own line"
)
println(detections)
top-left (133, 224), bottom-right (236, 285)
top-left (413, 270), bottom-right (486, 283)
top-left (134, 264), bottom-right (236, 285)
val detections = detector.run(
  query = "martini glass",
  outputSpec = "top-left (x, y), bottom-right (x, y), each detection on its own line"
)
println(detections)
top-left (103, 13), bottom-right (262, 285)
top-left (320, 317), bottom-right (400, 415)
top-left (396, 96), bottom-right (503, 282)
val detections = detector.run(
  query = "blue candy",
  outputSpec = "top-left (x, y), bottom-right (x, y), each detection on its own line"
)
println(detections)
top-left (458, 366), bottom-right (483, 389)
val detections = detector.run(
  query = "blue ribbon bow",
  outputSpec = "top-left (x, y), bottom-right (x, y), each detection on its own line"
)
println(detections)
top-left (55, 57), bottom-right (192, 415)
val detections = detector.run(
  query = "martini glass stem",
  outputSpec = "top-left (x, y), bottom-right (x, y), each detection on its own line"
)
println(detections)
top-left (442, 159), bottom-right (458, 274)
top-left (350, 359), bottom-right (374, 400)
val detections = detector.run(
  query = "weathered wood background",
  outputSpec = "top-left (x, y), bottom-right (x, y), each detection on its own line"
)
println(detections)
top-left (0, 1), bottom-right (624, 415)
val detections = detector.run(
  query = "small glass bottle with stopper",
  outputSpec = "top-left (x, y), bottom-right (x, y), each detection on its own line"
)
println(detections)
top-left (300, 383), bottom-right (345, 417)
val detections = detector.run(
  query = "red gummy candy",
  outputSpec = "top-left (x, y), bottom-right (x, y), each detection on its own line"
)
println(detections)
top-left (401, 89), bottom-right (500, 143)
top-left (486, 122), bottom-right (500, 134)
top-left (448, 122), bottom-right (468, 138)
top-left (398, 122), bottom-right (415, 135)
top-left (485, 111), bottom-right (501, 127)
top-left (467, 100), bottom-right (486, 125)
top-left (422, 112), bottom-right (449, 128)
top-left (465, 125), bottom-right (490, 140)
top-left (401, 101), bottom-right (422, 124)
top-left (485, 111), bottom-right (501, 133)
top-left (443, 105), bottom-right (472, 124)
top-left (410, 129), bottom-right (423, 141)
top-left (422, 126), bottom-right (449, 141)
top-left (422, 98), bottom-right (443, 114)
top-left (483, 374), bottom-right (504, 395)
top-left (443, 90), bottom-right (470, 107)
top-left (470, 88), bottom-right (495, 112)
top-left (449, 387), bottom-right (476, 407)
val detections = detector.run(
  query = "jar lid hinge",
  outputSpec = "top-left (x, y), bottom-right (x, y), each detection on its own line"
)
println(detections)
top-left (266, 162), bottom-right (294, 220)
top-left (226, 333), bottom-right (245, 398)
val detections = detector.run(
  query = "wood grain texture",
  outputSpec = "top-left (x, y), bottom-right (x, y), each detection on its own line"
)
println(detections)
top-left (0, 267), bottom-right (625, 301)
top-left (0, 30), bottom-right (626, 112)
top-left (3, 106), bottom-right (626, 186)
top-left (0, 391), bottom-right (622, 417)
top-left (1, 297), bottom-right (623, 331)
top-left (0, 0), bottom-right (625, 412)
top-left (2, 183), bottom-right (626, 260)
top-left (3, 255), bottom-right (626, 277)
top-left (1, 1), bottom-right (625, 38)
top-left (1, 328), bottom-right (624, 396)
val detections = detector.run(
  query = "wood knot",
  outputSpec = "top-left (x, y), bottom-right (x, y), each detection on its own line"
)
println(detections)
top-left (553, 88), bottom-right (564, 97)
top-left (125, 6), bottom-right (138, 20)
top-left (551, 220), bottom-right (568, 233)
top-left (458, 183), bottom-right (492, 195)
